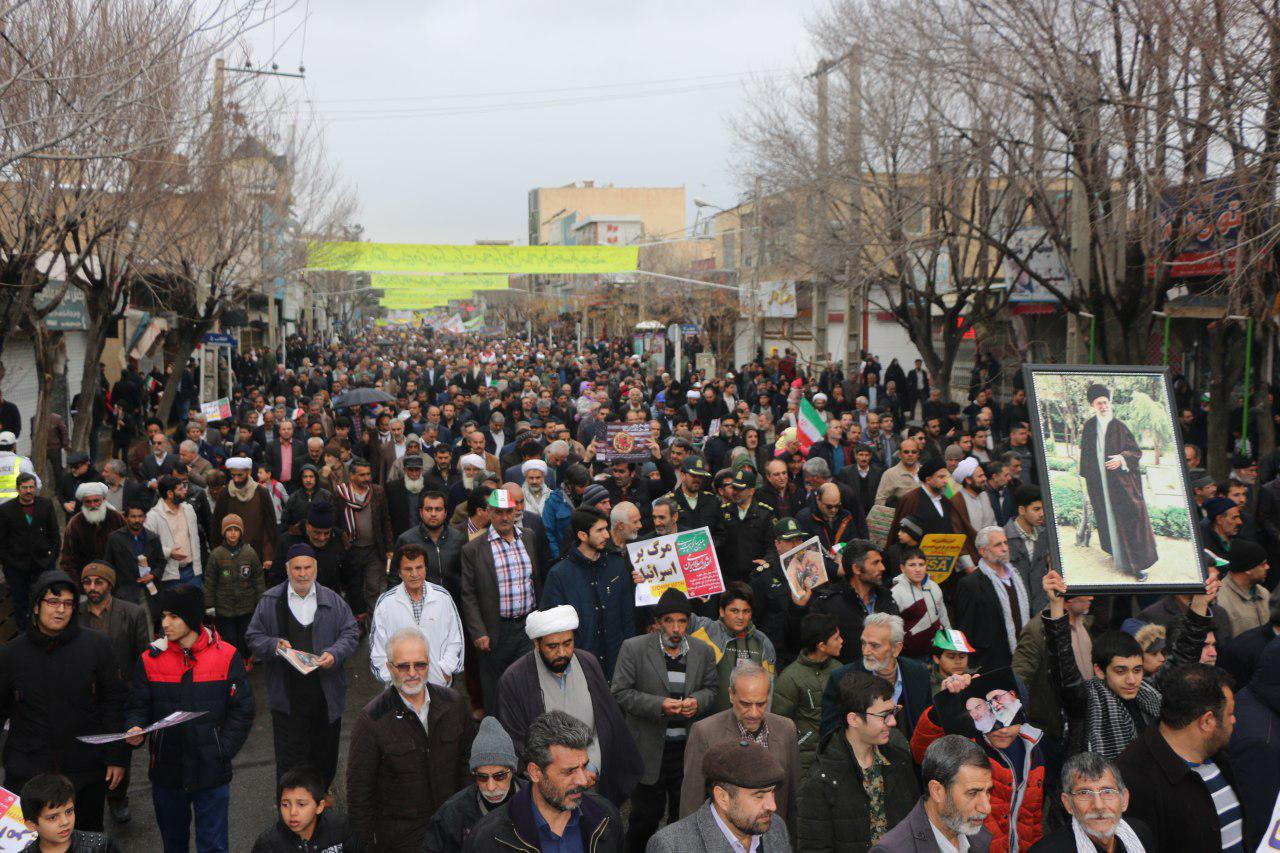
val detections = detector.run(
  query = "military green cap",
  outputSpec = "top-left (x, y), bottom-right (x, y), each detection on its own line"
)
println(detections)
top-left (772, 517), bottom-right (806, 541)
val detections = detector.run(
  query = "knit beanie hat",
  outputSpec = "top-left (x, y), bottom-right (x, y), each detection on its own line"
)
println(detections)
top-left (221, 514), bottom-right (244, 536)
top-left (159, 584), bottom-right (205, 632)
top-left (469, 716), bottom-right (518, 771)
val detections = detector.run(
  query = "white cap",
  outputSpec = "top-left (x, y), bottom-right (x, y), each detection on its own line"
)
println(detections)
top-left (225, 456), bottom-right (254, 470)
top-left (813, 393), bottom-right (828, 403)
top-left (0, 431), bottom-right (15, 446)
top-left (75, 482), bottom-right (109, 500)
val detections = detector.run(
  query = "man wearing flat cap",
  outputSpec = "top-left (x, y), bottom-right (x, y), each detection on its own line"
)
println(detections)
top-left (649, 738), bottom-right (791, 852)
top-left (79, 560), bottom-right (150, 823)
top-left (1079, 384), bottom-right (1159, 581)
top-left (612, 588), bottom-right (719, 852)
top-left (496, 604), bottom-right (643, 807)
top-left (58, 481), bottom-right (124, 583)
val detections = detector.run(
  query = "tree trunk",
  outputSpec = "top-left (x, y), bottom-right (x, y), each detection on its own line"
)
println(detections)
top-left (1205, 323), bottom-right (1242, 481)
top-left (69, 310), bottom-right (112, 455)
top-left (1256, 326), bottom-right (1275, 461)
top-left (156, 325), bottom-right (205, 425)
top-left (28, 319), bottom-right (61, 496)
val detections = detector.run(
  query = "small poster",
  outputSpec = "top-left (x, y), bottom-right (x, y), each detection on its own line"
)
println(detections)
top-left (629, 526), bottom-right (726, 606)
top-left (76, 710), bottom-right (208, 744)
top-left (0, 787), bottom-right (34, 852)
top-left (920, 533), bottom-right (968, 585)
top-left (865, 505), bottom-right (896, 550)
top-left (932, 668), bottom-right (1024, 740)
top-left (602, 423), bottom-right (651, 462)
top-left (200, 397), bottom-right (233, 422)
top-left (779, 536), bottom-right (829, 597)
top-left (277, 645), bottom-right (320, 675)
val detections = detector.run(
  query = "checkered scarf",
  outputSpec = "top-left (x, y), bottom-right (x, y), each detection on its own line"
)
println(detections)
top-left (1083, 677), bottom-right (1161, 760)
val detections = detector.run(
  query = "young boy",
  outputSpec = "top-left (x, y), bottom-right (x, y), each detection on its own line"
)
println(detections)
top-left (204, 514), bottom-right (265, 664)
top-left (771, 613), bottom-right (844, 775)
top-left (890, 548), bottom-right (951, 659)
top-left (251, 767), bottom-right (358, 852)
top-left (19, 773), bottom-right (123, 853)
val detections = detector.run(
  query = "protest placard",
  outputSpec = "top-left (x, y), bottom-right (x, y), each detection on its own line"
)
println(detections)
top-left (629, 526), bottom-right (725, 606)
top-left (779, 536), bottom-right (829, 598)
top-left (200, 397), bottom-right (232, 422)
top-left (601, 423), bottom-right (651, 462)
top-left (920, 533), bottom-right (968, 585)
top-left (0, 787), bottom-right (34, 852)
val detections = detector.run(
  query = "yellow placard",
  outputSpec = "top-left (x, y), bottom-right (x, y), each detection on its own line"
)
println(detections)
top-left (308, 242), bottom-right (639, 274)
top-left (920, 533), bottom-right (967, 585)
top-left (372, 274), bottom-right (510, 291)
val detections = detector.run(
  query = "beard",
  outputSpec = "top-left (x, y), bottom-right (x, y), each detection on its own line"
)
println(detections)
top-left (537, 776), bottom-right (588, 812)
top-left (227, 477), bottom-right (257, 501)
top-left (404, 476), bottom-right (424, 494)
top-left (82, 505), bottom-right (108, 524)
top-left (862, 655), bottom-right (890, 676)
top-left (462, 474), bottom-right (476, 490)
top-left (941, 798), bottom-right (988, 837)
top-left (395, 677), bottom-right (425, 696)
top-left (85, 590), bottom-right (106, 605)
top-left (480, 784), bottom-right (512, 805)
top-left (540, 650), bottom-right (572, 673)
top-left (1080, 812), bottom-right (1120, 842)
top-left (662, 631), bottom-right (684, 649)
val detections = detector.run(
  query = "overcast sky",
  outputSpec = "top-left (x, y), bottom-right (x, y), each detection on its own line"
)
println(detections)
top-left (245, 0), bottom-right (818, 244)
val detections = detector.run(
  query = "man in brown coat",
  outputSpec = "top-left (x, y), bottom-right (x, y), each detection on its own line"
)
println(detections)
top-left (212, 456), bottom-right (277, 574)
top-left (347, 626), bottom-right (473, 852)
top-left (333, 457), bottom-right (394, 611)
top-left (58, 483), bottom-right (125, 582)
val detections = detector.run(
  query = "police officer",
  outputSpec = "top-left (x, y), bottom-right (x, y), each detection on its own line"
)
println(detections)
top-left (0, 430), bottom-right (39, 504)
top-left (721, 468), bottom-right (773, 584)
top-left (749, 517), bottom-right (811, 669)
top-left (662, 456), bottom-right (724, 538)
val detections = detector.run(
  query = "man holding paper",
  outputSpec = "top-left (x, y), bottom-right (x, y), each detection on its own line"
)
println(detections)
top-left (246, 542), bottom-right (360, 792)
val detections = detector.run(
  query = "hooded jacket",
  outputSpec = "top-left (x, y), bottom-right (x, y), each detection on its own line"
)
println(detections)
top-left (689, 614), bottom-right (777, 712)
top-left (125, 625), bottom-right (255, 791)
top-left (0, 570), bottom-right (128, 787)
top-left (540, 545), bottom-right (634, 679)
top-left (540, 485), bottom-right (576, 563)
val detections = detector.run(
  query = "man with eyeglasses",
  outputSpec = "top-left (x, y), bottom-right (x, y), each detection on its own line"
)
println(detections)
top-left (421, 716), bottom-right (522, 852)
top-left (0, 569), bottom-right (127, 833)
top-left (1029, 752), bottom-right (1154, 852)
top-left (347, 626), bottom-right (474, 851)
top-left (246, 543), bottom-right (360, 793)
top-left (798, 670), bottom-right (919, 850)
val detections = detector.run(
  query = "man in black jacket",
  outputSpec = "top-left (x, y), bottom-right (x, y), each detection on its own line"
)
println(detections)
top-left (465, 711), bottom-right (624, 853)
top-left (0, 473), bottom-right (60, 629)
top-left (384, 454), bottom-right (430, 538)
top-left (1116, 664), bottom-right (1242, 853)
top-left (276, 502), bottom-right (363, 613)
top-left (423, 716), bottom-right (522, 852)
top-left (103, 501), bottom-right (166, 608)
top-left (809, 539), bottom-right (899, 666)
top-left (0, 570), bottom-right (127, 832)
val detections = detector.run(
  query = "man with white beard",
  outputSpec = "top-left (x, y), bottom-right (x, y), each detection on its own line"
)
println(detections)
top-left (870, 735), bottom-right (994, 852)
top-left (58, 482), bottom-right (125, 581)
top-left (420, 717), bottom-right (522, 853)
top-left (447, 452), bottom-right (487, 518)
top-left (385, 454), bottom-right (429, 539)
top-left (609, 501), bottom-right (642, 551)
top-left (520, 459), bottom-right (551, 516)
top-left (1026, 752), bottom-right (1154, 852)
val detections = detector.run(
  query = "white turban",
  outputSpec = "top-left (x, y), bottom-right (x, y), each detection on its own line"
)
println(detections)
top-left (522, 459), bottom-right (548, 475)
top-left (459, 453), bottom-right (486, 471)
top-left (686, 390), bottom-right (699, 400)
top-left (954, 457), bottom-right (980, 482)
top-left (225, 456), bottom-right (253, 470)
top-left (75, 482), bottom-right (109, 500)
top-left (813, 393), bottom-right (828, 403)
top-left (525, 605), bottom-right (579, 640)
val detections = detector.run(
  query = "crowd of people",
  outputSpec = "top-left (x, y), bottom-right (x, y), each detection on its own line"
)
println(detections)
top-left (0, 329), bottom-right (1272, 853)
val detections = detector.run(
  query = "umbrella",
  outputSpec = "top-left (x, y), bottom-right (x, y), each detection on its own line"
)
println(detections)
top-left (332, 388), bottom-right (395, 409)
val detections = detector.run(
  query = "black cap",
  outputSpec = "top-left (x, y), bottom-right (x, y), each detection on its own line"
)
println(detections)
top-left (1229, 539), bottom-right (1268, 573)
top-left (702, 739), bottom-right (785, 789)
top-left (772, 517), bottom-right (807, 541)
top-left (730, 468), bottom-right (756, 489)
top-left (1087, 383), bottom-right (1110, 402)
top-left (67, 451), bottom-right (90, 467)
top-left (653, 588), bottom-right (692, 618)
top-left (919, 456), bottom-right (948, 477)
top-left (682, 456), bottom-right (710, 477)
top-left (159, 584), bottom-right (205, 631)
top-left (403, 454), bottom-right (425, 470)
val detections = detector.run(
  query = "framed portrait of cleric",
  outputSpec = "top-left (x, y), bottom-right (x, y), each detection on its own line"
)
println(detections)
top-left (1023, 365), bottom-right (1208, 595)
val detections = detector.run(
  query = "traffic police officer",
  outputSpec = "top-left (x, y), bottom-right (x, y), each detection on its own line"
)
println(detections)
top-left (0, 430), bottom-right (39, 504)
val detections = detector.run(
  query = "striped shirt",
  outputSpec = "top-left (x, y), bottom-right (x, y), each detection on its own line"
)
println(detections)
top-left (662, 636), bottom-right (690, 740)
top-left (488, 526), bottom-right (535, 618)
top-left (1187, 759), bottom-right (1243, 852)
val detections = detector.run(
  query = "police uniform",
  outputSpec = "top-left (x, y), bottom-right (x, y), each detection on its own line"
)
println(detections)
top-left (661, 456), bottom-right (725, 539)
top-left (720, 469), bottom-right (774, 584)
top-left (0, 431), bottom-right (39, 504)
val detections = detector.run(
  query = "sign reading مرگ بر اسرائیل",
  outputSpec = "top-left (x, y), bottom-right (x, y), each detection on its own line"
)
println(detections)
top-left (628, 527), bottom-right (725, 606)
top-left (307, 242), bottom-right (640, 275)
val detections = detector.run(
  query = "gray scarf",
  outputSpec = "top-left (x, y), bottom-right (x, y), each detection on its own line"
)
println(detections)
top-left (977, 560), bottom-right (1030, 653)
top-left (535, 652), bottom-right (600, 771)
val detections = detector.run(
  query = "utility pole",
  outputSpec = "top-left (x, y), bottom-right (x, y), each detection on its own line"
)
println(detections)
top-left (813, 69), bottom-right (830, 362)
top-left (845, 46), bottom-right (864, 375)
top-left (752, 174), bottom-right (763, 364)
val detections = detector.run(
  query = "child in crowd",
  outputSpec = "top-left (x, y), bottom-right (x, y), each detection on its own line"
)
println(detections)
top-left (891, 548), bottom-right (950, 659)
top-left (251, 767), bottom-right (358, 852)
top-left (204, 514), bottom-right (265, 666)
top-left (20, 773), bottom-right (123, 853)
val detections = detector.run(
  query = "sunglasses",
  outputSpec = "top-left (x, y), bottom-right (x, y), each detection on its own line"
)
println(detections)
top-left (391, 661), bottom-right (430, 674)
top-left (473, 770), bottom-right (512, 783)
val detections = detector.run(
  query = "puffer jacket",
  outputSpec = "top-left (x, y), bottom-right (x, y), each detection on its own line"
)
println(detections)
top-left (250, 810), bottom-right (360, 852)
top-left (125, 626), bottom-right (255, 792)
top-left (771, 653), bottom-right (841, 774)
top-left (20, 830), bottom-right (123, 852)
top-left (540, 486), bottom-right (575, 562)
top-left (910, 707), bottom-right (1045, 853)
top-left (204, 543), bottom-right (265, 618)
top-left (796, 732), bottom-right (919, 852)
top-left (690, 614), bottom-right (777, 712)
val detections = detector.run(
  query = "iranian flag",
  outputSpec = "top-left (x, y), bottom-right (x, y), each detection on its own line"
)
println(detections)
top-left (797, 397), bottom-right (827, 452)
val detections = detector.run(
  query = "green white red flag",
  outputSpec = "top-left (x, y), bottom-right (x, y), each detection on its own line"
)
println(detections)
top-left (797, 397), bottom-right (827, 452)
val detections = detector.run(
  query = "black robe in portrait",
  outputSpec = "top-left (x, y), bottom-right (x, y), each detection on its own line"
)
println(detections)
top-left (1079, 415), bottom-right (1159, 574)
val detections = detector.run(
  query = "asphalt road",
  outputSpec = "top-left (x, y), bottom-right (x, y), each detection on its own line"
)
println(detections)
top-left (107, 636), bottom-right (386, 852)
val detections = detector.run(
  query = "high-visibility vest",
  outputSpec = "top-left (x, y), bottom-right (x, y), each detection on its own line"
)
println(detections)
top-left (0, 456), bottom-right (21, 501)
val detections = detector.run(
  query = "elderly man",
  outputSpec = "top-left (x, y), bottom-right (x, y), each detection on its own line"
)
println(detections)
top-left (612, 589), bottom-right (718, 853)
top-left (520, 459), bottom-right (552, 516)
top-left (648, 739), bottom-right (791, 853)
top-left (178, 440), bottom-right (213, 487)
top-left (448, 452), bottom-right (490, 518)
top-left (385, 454), bottom-right (430, 538)
top-left (334, 457), bottom-right (394, 616)
top-left (496, 605), bottom-right (642, 807)
top-left (870, 735), bottom-right (994, 853)
top-left (369, 543), bottom-right (464, 690)
top-left (1028, 752), bottom-right (1155, 852)
top-left (819, 613), bottom-right (932, 742)
top-left (58, 482), bottom-right (125, 582)
top-left (677, 662), bottom-right (799, 826)
top-left (213, 455), bottom-right (277, 575)
top-left (422, 717), bottom-right (522, 853)
top-left (461, 487), bottom-right (542, 713)
top-left (956, 525), bottom-right (1032, 672)
top-left (467, 711), bottom-right (625, 852)
top-left (950, 457), bottom-right (997, 535)
top-left (874, 437), bottom-right (923, 508)
top-left (78, 561), bottom-right (150, 824)
top-left (246, 543), bottom-right (360, 791)
top-left (347, 626), bottom-right (473, 852)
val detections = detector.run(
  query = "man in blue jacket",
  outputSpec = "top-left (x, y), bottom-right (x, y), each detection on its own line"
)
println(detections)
top-left (245, 542), bottom-right (361, 792)
top-left (540, 508), bottom-right (635, 678)
top-left (541, 463), bottom-right (590, 563)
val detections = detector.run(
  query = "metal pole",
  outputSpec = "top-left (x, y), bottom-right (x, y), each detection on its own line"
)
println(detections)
top-left (1242, 317), bottom-right (1254, 453)
top-left (1088, 315), bottom-right (1096, 365)
top-left (1162, 315), bottom-right (1171, 366)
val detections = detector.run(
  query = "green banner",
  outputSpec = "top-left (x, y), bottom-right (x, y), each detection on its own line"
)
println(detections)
top-left (379, 294), bottom-right (460, 309)
top-left (309, 242), bottom-right (638, 274)
top-left (371, 274), bottom-right (509, 291)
